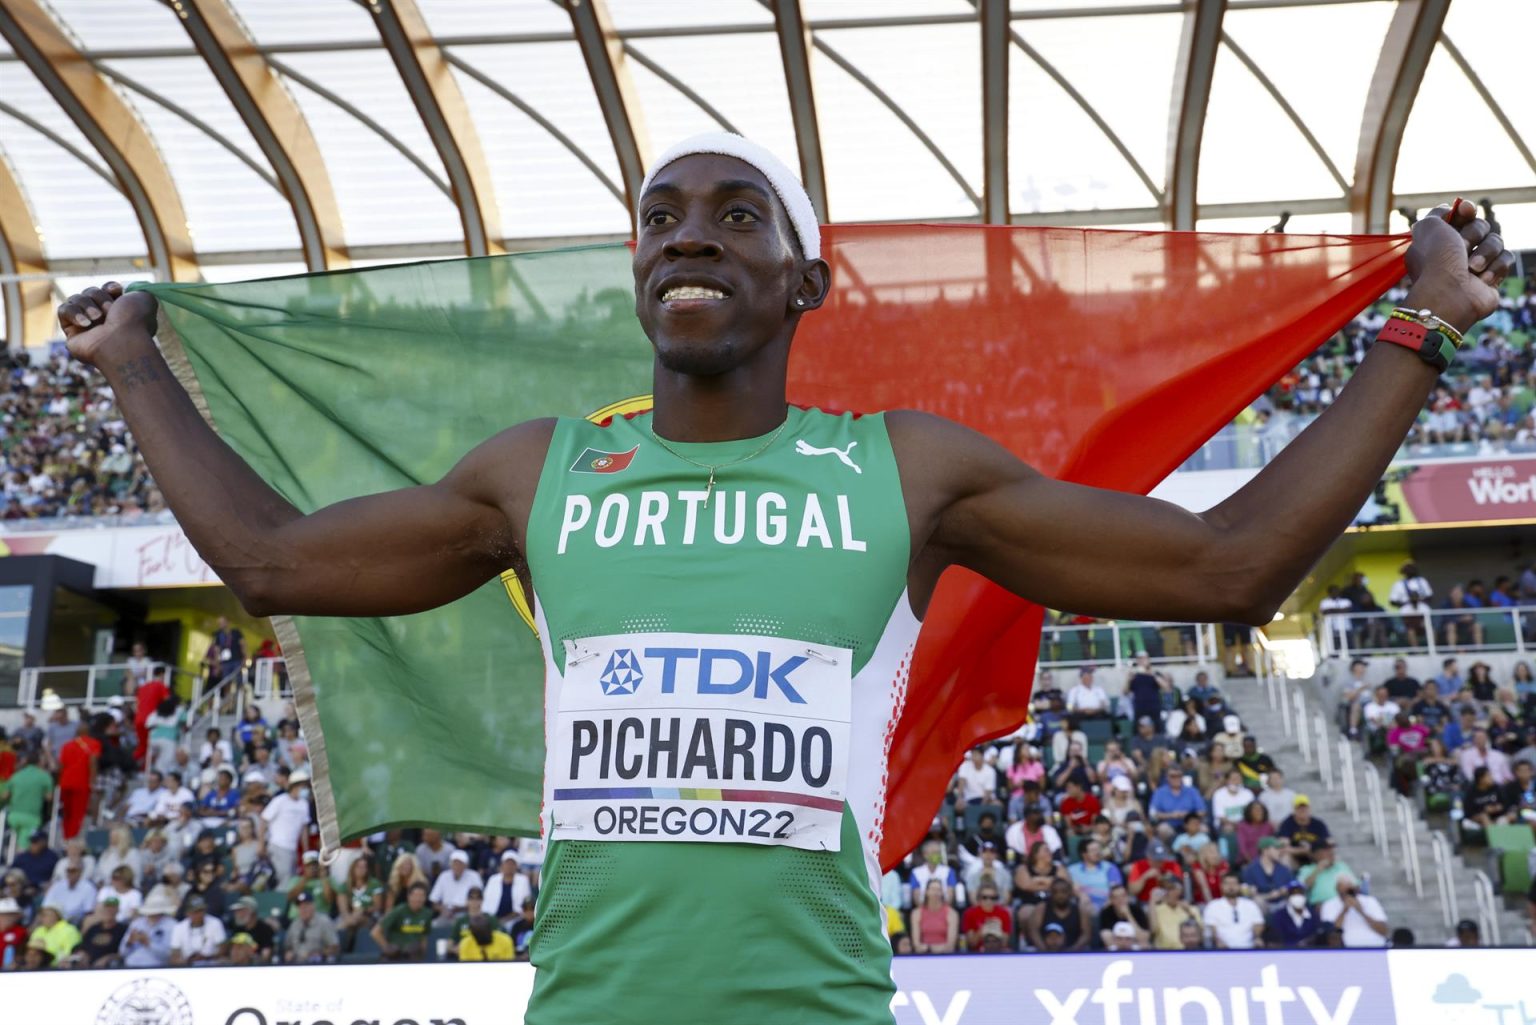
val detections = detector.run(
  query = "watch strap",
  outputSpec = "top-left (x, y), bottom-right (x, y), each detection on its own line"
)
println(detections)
top-left (1377, 318), bottom-right (1457, 371)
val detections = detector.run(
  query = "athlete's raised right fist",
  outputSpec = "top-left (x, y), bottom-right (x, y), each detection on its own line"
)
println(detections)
top-left (57, 281), bottom-right (158, 366)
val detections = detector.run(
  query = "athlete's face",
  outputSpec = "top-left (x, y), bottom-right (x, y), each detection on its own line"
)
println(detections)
top-left (633, 154), bottom-right (828, 376)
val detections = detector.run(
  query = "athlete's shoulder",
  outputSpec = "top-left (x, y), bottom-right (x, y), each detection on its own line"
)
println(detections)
top-left (884, 410), bottom-right (1038, 495)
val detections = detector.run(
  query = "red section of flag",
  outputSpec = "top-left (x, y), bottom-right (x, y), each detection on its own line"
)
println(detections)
top-left (570, 445), bottom-right (639, 474)
top-left (782, 224), bottom-right (1411, 870)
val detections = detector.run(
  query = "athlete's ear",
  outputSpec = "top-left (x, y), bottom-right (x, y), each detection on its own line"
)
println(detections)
top-left (791, 258), bottom-right (831, 314)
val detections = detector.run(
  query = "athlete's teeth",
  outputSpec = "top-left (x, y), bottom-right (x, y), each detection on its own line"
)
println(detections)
top-left (663, 286), bottom-right (727, 302)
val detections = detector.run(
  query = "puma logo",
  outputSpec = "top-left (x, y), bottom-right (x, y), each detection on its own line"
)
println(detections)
top-left (794, 439), bottom-right (862, 473)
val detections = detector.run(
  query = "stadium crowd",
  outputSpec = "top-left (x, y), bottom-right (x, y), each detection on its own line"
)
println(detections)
top-left (883, 655), bottom-right (1404, 955)
top-left (0, 670), bottom-right (543, 971)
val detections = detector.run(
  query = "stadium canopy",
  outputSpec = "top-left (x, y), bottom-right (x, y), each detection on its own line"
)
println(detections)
top-left (0, 0), bottom-right (1531, 348)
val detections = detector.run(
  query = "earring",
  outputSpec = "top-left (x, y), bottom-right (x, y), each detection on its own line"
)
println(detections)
top-left (796, 299), bottom-right (805, 306)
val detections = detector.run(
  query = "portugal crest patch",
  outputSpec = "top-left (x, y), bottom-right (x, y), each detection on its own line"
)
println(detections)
top-left (570, 445), bottom-right (638, 474)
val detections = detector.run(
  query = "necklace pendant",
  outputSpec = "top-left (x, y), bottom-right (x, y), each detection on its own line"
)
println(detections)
top-left (704, 469), bottom-right (716, 506)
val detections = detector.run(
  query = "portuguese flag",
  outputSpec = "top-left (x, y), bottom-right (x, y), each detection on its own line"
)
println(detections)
top-left (135, 225), bottom-right (1408, 869)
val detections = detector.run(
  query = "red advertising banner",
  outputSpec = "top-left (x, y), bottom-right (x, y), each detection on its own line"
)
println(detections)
top-left (1377, 457), bottom-right (1536, 525)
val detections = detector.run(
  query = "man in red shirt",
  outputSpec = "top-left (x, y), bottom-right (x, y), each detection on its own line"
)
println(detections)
top-left (1126, 839), bottom-right (1184, 904)
top-left (1058, 778), bottom-right (1102, 834)
top-left (133, 674), bottom-right (169, 764)
top-left (959, 885), bottom-right (1012, 952)
top-left (56, 723), bottom-right (99, 839)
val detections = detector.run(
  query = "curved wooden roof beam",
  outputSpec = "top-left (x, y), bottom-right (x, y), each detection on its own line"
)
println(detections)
top-left (180, 0), bottom-right (348, 270)
top-left (0, 149), bottom-right (51, 348)
top-left (0, 0), bottom-right (197, 281)
top-left (367, 0), bottom-right (502, 256)
top-left (1165, 0), bottom-right (1225, 230)
top-left (568, 0), bottom-right (651, 232)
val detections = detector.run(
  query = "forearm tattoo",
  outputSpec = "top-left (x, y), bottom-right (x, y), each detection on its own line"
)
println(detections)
top-left (117, 356), bottom-right (162, 392)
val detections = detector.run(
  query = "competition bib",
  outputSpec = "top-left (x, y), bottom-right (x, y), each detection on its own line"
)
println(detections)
top-left (550, 631), bottom-right (851, 852)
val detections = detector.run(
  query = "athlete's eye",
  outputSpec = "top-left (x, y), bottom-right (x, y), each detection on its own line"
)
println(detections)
top-left (644, 210), bottom-right (676, 227)
top-left (722, 207), bottom-right (758, 224)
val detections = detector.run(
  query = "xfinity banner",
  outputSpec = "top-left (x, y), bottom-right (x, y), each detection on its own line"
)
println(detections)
top-left (6, 950), bottom-right (1523, 1024)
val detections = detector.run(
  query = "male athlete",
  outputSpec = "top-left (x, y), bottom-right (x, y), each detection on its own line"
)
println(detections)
top-left (59, 133), bottom-right (1511, 1023)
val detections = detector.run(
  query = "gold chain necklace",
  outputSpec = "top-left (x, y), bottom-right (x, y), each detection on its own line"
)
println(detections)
top-left (647, 416), bottom-right (790, 506)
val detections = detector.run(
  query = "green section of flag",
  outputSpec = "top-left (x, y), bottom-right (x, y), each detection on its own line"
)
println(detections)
top-left (133, 245), bottom-right (653, 844)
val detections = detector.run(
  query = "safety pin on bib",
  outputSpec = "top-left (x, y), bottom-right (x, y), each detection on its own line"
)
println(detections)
top-left (803, 648), bottom-right (838, 666)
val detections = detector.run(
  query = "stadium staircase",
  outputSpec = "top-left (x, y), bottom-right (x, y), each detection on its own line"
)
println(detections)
top-left (1220, 665), bottom-right (1532, 946)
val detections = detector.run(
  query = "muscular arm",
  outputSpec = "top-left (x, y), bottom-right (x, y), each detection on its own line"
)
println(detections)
top-left (57, 284), bottom-right (550, 618)
top-left (896, 202), bottom-right (1513, 624)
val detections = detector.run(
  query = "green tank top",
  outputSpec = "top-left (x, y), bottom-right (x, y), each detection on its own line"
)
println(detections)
top-left (522, 405), bottom-right (918, 1025)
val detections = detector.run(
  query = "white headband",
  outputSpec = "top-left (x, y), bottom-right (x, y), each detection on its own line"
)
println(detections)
top-left (637, 132), bottom-right (821, 261)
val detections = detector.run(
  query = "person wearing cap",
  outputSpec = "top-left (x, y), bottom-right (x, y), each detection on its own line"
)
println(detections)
top-left (1297, 840), bottom-right (1357, 906)
top-left (282, 890), bottom-right (339, 964)
top-left (429, 848), bottom-right (485, 926)
top-left (1269, 879), bottom-right (1321, 947)
top-left (120, 892), bottom-right (176, 969)
top-left (12, 829), bottom-right (58, 892)
top-left (1106, 919), bottom-right (1142, 951)
top-left (1448, 918), bottom-right (1480, 948)
top-left (960, 883), bottom-right (1011, 952)
top-left (962, 841), bottom-right (1008, 900)
top-left (285, 850), bottom-right (337, 917)
top-left (484, 849), bottom-right (533, 927)
top-left (1276, 794), bottom-right (1331, 862)
top-left (65, 129), bottom-right (1516, 1018)
top-left (1126, 839), bottom-right (1183, 905)
top-left (169, 893), bottom-right (227, 966)
top-left (1240, 836), bottom-right (1294, 907)
top-left (260, 769), bottom-right (311, 885)
top-left (0, 895), bottom-right (26, 965)
top-left (20, 930), bottom-right (53, 970)
top-left (226, 896), bottom-right (276, 963)
top-left (226, 929), bottom-right (259, 966)
top-left (78, 894), bottom-right (127, 967)
top-left (1317, 872), bottom-right (1389, 948)
top-left (509, 896), bottom-right (537, 961)
top-left (0, 752), bottom-right (53, 842)
top-left (1211, 714), bottom-right (1245, 760)
top-left (448, 887), bottom-right (490, 952)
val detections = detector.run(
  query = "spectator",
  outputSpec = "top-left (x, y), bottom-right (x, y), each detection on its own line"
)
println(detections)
top-left (415, 829), bottom-right (456, 879)
top-left (909, 879), bottom-right (958, 955)
top-left (119, 892), bottom-right (177, 968)
top-left (1050, 739), bottom-right (1095, 790)
top-left (954, 748), bottom-right (998, 805)
top-left (144, 697), bottom-right (182, 777)
top-left (1270, 880), bottom-right (1322, 948)
top-left (1240, 837), bottom-right (1294, 908)
top-left (122, 770), bottom-right (164, 825)
top-left (1188, 841), bottom-right (1229, 906)
top-left (910, 840), bottom-right (959, 906)
top-left (27, 904), bottom-right (80, 963)
top-left (1443, 707), bottom-right (1479, 753)
top-left (1390, 563), bottom-right (1434, 645)
top-left (1171, 812), bottom-right (1213, 859)
top-left (42, 862), bottom-right (96, 924)
top-left (1459, 729), bottom-right (1515, 785)
top-left (457, 913), bottom-right (514, 962)
top-left (1096, 740), bottom-right (1138, 786)
top-left (185, 858), bottom-right (230, 920)
top-left (1235, 736), bottom-right (1278, 787)
top-left (1005, 744), bottom-right (1045, 816)
top-left (12, 831), bottom-right (58, 891)
top-left (56, 723), bottom-right (98, 840)
top-left (1234, 799), bottom-right (1275, 865)
top-left (19, 932), bottom-right (53, 970)
top-left (282, 890), bottom-right (339, 964)
top-left (1066, 839), bottom-right (1122, 912)
top-left (139, 830), bottom-right (175, 886)
top-left (1148, 766), bottom-right (1206, 832)
top-left (1276, 795), bottom-right (1330, 861)
top-left (1065, 668), bottom-right (1110, 717)
top-left (1004, 804), bottom-right (1062, 859)
top-left (1148, 884), bottom-right (1203, 951)
top-left (198, 727), bottom-right (234, 769)
top-left (1257, 769), bottom-right (1297, 826)
top-left (76, 896), bottom-right (127, 968)
top-left (0, 753), bottom-right (51, 843)
top-left (509, 897), bottom-right (537, 961)
top-left (337, 853), bottom-right (384, 944)
top-left (1461, 766), bottom-right (1509, 842)
top-left (93, 825), bottom-right (143, 889)
top-left (286, 851), bottom-right (336, 917)
top-left (1203, 872), bottom-right (1265, 949)
top-left (961, 812), bottom-right (1005, 859)
top-left (1382, 660), bottom-right (1422, 703)
top-left (1386, 714), bottom-right (1430, 770)
top-left (1127, 716), bottom-right (1169, 773)
top-left (1096, 884), bottom-right (1150, 949)
top-left (384, 853), bottom-right (429, 912)
top-left (1210, 715), bottom-right (1245, 760)
top-left (1058, 778), bottom-right (1100, 834)
top-left (1502, 758), bottom-right (1536, 822)
top-left (1410, 681), bottom-right (1453, 733)
top-left (1210, 769), bottom-right (1254, 832)
top-left (1297, 840), bottom-right (1356, 905)
top-left (169, 894), bottom-right (226, 966)
top-left (374, 881), bottom-right (433, 961)
top-left (1102, 775), bottom-right (1143, 834)
top-left (153, 770), bottom-right (196, 823)
top-left (1360, 686), bottom-right (1402, 746)
top-left (100, 865), bottom-right (143, 921)
top-left (1126, 839), bottom-right (1183, 905)
top-left (1124, 655), bottom-right (1166, 726)
top-left (1448, 919), bottom-right (1480, 948)
top-left (1024, 879), bottom-right (1091, 953)
top-left (960, 884), bottom-right (1011, 952)
top-left (1431, 657), bottom-right (1464, 696)
top-left (962, 842), bottom-right (1009, 900)
top-left (0, 896), bottom-right (26, 964)
top-left (225, 897), bottom-right (276, 964)
top-left (1337, 658), bottom-right (1372, 738)
top-left (1011, 841), bottom-right (1068, 909)
top-left (1317, 874), bottom-right (1388, 948)
top-left (259, 771), bottom-right (311, 884)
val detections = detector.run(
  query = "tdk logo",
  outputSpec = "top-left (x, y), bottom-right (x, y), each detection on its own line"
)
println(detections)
top-left (599, 650), bottom-right (643, 695)
top-left (598, 647), bottom-right (809, 704)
